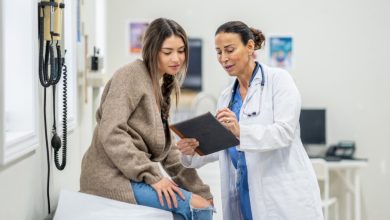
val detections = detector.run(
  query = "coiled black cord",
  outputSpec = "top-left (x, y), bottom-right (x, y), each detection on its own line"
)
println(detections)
top-left (54, 63), bottom-right (67, 170)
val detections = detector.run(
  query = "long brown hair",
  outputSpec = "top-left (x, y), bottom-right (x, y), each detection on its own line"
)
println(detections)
top-left (142, 18), bottom-right (188, 122)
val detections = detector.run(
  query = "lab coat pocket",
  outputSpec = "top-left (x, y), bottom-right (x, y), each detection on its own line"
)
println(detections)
top-left (262, 172), bottom-right (317, 220)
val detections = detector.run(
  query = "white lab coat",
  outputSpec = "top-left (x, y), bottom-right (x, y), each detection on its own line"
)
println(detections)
top-left (182, 63), bottom-right (323, 220)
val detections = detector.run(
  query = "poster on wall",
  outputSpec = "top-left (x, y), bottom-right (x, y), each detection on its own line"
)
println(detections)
top-left (128, 22), bottom-right (149, 54)
top-left (269, 36), bottom-right (293, 70)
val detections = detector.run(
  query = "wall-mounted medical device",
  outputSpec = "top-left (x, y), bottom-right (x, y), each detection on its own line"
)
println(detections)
top-left (38, 0), bottom-right (67, 215)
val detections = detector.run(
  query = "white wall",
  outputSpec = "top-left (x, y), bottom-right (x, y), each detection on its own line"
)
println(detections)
top-left (105, 0), bottom-right (390, 219)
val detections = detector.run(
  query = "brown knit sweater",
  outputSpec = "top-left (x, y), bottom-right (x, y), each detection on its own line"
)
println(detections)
top-left (80, 59), bottom-right (212, 203)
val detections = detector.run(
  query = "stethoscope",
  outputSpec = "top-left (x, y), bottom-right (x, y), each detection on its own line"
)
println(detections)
top-left (227, 62), bottom-right (265, 117)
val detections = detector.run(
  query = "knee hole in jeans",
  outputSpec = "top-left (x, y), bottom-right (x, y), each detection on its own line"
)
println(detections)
top-left (190, 194), bottom-right (211, 209)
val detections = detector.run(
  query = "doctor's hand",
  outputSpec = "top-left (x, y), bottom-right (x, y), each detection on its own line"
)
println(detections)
top-left (151, 177), bottom-right (185, 209)
top-left (216, 108), bottom-right (240, 139)
top-left (176, 138), bottom-right (199, 156)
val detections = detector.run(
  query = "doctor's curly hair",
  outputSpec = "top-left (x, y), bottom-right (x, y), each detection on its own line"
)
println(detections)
top-left (216, 21), bottom-right (266, 50)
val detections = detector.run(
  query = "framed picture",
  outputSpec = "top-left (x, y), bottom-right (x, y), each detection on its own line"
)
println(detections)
top-left (269, 36), bottom-right (293, 70)
top-left (128, 22), bottom-right (149, 54)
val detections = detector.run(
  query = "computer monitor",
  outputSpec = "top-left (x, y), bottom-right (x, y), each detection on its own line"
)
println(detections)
top-left (299, 109), bottom-right (326, 145)
top-left (181, 38), bottom-right (202, 91)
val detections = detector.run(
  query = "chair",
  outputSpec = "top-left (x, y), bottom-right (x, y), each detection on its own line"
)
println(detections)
top-left (311, 159), bottom-right (339, 220)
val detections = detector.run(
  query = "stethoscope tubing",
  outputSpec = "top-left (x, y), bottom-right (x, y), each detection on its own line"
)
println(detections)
top-left (228, 62), bottom-right (265, 109)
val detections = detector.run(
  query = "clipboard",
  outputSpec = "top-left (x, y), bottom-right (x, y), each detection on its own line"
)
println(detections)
top-left (169, 112), bottom-right (240, 155)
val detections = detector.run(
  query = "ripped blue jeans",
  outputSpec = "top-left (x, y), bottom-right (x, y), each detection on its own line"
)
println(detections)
top-left (130, 181), bottom-right (213, 220)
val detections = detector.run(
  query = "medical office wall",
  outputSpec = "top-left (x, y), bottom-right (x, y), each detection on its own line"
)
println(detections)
top-left (104, 0), bottom-right (390, 220)
top-left (0, 0), bottom-right (39, 166)
top-left (0, 0), bottom-right (83, 219)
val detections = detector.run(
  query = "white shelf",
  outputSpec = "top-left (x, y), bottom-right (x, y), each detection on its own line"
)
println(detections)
top-left (87, 73), bottom-right (109, 87)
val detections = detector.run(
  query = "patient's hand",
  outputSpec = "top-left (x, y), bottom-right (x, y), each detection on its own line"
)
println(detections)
top-left (151, 177), bottom-right (185, 209)
top-left (176, 138), bottom-right (199, 156)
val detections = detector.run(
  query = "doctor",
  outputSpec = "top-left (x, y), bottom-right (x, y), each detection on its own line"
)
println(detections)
top-left (177, 21), bottom-right (323, 220)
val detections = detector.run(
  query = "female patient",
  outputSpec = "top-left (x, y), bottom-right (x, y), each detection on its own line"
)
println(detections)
top-left (80, 18), bottom-right (213, 220)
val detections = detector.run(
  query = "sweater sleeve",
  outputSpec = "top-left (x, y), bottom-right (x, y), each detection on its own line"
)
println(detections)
top-left (161, 142), bottom-right (213, 200)
top-left (98, 69), bottom-right (163, 185)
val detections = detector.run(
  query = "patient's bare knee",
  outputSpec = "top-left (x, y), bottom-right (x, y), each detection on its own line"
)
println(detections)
top-left (190, 194), bottom-right (210, 208)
